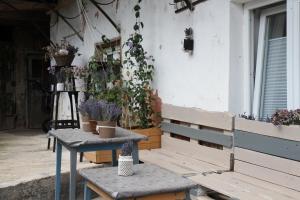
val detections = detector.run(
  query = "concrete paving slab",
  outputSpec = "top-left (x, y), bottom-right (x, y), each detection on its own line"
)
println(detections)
top-left (0, 129), bottom-right (99, 199)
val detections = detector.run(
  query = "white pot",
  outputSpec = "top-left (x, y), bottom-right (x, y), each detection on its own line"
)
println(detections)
top-left (75, 78), bottom-right (87, 92)
top-left (118, 155), bottom-right (134, 176)
top-left (56, 83), bottom-right (65, 91)
top-left (50, 84), bottom-right (55, 91)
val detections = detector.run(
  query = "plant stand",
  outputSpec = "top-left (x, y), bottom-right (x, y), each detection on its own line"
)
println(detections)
top-left (47, 65), bottom-right (83, 161)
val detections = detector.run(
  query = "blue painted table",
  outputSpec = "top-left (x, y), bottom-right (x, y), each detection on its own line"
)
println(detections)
top-left (49, 127), bottom-right (147, 200)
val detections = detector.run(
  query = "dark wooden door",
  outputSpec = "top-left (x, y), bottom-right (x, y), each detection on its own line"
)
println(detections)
top-left (0, 43), bottom-right (16, 130)
top-left (27, 54), bottom-right (50, 129)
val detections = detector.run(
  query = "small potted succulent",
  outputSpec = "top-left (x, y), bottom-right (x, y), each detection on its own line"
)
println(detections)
top-left (118, 141), bottom-right (134, 176)
top-left (43, 39), bottom-right (79, 66)
top-left (95, 101), bottom-right (122, 138)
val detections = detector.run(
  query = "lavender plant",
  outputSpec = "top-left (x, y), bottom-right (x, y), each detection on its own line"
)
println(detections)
top-left (121, 141), bottom-right (133, 156)
top-left (96, 101), bottom-right (122, 122)
top-left (80, 100), bottom-right (122, 121)
top-left (79, 99), bottom-right (98, 119)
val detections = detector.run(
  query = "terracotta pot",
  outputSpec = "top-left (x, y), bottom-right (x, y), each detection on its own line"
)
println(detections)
top-left (82, 122), bottom-right (92, 132)
top-left (89, 120), bottom-right (98, 134)
top-left (81, 115), bottom-right (89, 122)
top-left (54, 54), bottom-right (75, 66)
top-left (96, 121), bottom-right (116, 138)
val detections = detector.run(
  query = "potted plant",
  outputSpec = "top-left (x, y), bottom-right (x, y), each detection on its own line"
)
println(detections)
top-left (95, 100), bottom-right (122, 138)
top-left (122, 0), bottom-right (162, 149)
top-left (55, 68), bottom-right (66, 91)
top-left (236, 109), bottom-right (300, 142)
top-left (43, 39), bottom-right (79, 66)
top-left (79, 99), bottom-right (98, 133)
top-left (63, 67), bottom-right (74, 91)
top-left (118, 141), bottom-right (134, 176)
top-left (73, 66), bottom-right (89, 91)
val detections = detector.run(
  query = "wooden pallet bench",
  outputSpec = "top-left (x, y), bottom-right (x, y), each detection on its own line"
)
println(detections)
top-left (140, 105), bottom-right (300, 199)
top-left (187, 118), bottom-right (300, 199)
top-left (140, 104), bottom-right (234, 179)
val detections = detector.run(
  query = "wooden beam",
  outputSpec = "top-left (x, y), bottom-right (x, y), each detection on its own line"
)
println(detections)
top-left (0, 11), bottom-right (49, 21)
top-left (88, 0), bottom-right (120, 33)
top-left (55, 11), bottom-right (84, 42)
top-left (0, 0), bottom-right (55, 46)
top-left (0, 0), bottom-right (55, 11)
top-left (175, 0), bottom-right (207, 14)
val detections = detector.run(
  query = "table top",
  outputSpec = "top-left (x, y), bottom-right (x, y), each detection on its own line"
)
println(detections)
top-left (49, 127), bottom-right (147, 147)
top-left (79, 164), bottom-right (197, 199)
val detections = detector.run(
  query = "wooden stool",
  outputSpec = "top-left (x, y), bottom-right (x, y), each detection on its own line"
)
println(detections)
top-left (80, 164), bottom-right (197, 200)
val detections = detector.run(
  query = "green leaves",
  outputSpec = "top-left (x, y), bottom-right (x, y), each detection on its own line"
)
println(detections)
top-left (134, 4), bottom-right (141, 11)
top-left (135, 12), bottom-right (140, 18)
top-left (133, 24), bottom-right (139, 31)
top-left (122, 0), bottom-right (155, 129)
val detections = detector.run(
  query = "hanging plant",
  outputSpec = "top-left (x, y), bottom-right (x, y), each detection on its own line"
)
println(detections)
top-left (123, 0), bottom-right (155, 129)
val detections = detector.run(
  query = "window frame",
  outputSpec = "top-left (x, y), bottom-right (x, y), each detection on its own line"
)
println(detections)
top-left (252, 5), bottom-right (286, 118)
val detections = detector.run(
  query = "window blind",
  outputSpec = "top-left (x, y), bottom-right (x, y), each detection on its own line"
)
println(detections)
top-left (261, 37), bottom-right (287, 119)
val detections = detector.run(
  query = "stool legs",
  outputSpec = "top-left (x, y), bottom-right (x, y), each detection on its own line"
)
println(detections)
top-left (84, 182), bottom-right (92, 200)
top-left (53, 137), bottom-right (56, 152)
top-left (47, 137), bottom-right (51, 150)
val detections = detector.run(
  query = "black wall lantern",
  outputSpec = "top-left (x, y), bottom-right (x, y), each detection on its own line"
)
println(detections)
top-left (184, 28), bottom-right (194, 52)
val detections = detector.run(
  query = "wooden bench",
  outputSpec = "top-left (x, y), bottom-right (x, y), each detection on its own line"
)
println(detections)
top-left (189, 118), bottom-right (300, 199)
top-left (140, 105), bottom-right (300, 199)
top-left (140, 104), bottom-right (234, 177)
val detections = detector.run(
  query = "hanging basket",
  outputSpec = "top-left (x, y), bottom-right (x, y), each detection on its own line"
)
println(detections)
top-left (53, 54), bottom-right (75, 66)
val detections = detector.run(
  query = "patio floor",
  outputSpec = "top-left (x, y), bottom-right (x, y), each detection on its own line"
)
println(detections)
top-left (0, 129), bottom-right (98, 199)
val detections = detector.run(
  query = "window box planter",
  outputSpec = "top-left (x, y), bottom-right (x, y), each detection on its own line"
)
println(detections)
top-left (235, 118), bottom-right (300, 141)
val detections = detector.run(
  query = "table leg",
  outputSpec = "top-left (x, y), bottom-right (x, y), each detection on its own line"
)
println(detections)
top-left (112, 149), bottom-right (117, 166)
top-left (185, 190), bottom-right (191, 200)
top-left (55, 142), bottom-right (62, 200)
top-left (70, 149), bottom-right (77, 200)
top-left (132, 141), bottom-right (139, 164)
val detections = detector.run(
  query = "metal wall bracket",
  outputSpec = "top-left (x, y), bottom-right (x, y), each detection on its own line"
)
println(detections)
top-left (175, 0), bottom-right (207, 14)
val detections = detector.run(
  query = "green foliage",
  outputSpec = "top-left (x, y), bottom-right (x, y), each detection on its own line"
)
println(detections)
top-left (123, 0), bottom-right (155, 129)
top-left (87, 36), bottom-right (123, 106)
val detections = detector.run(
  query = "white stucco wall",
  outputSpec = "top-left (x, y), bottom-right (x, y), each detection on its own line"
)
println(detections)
top-left (50, 0), bottom-right (244, 115)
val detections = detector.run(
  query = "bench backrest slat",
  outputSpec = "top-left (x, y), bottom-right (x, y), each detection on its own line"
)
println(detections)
top-left (234, 130), bottom-right (300, 161)
top-left (161, 134), bottom-right (232, 169)
top-left (161, 122), bottom-right (233, 148)
top-left (162, 104), bottom-right (234, 131)
top-left (160, 104), bottom-right (234, 170)
top-left (234, 118), bottom-right (300, 191)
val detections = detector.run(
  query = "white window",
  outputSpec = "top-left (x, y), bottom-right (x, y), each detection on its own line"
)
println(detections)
top-left (252, 5), bottom-right (287, 120)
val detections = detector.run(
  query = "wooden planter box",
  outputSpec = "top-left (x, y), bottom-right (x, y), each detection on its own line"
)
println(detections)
top-left (133, 127), bottom-right (162, 150)
top-left (235, 118), bottom-right (300, 141)
top-left (84, 127), bottom-right (162, 164)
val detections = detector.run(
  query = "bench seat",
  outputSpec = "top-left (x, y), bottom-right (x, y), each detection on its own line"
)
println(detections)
top-left (189, 171), bottom-right (300, 200)
top-left (140, 148), bottom-right (226, 176)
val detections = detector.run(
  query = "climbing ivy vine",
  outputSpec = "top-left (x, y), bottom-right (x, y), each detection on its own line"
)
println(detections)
top-left (123, 0), bottom-right (155, 129)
